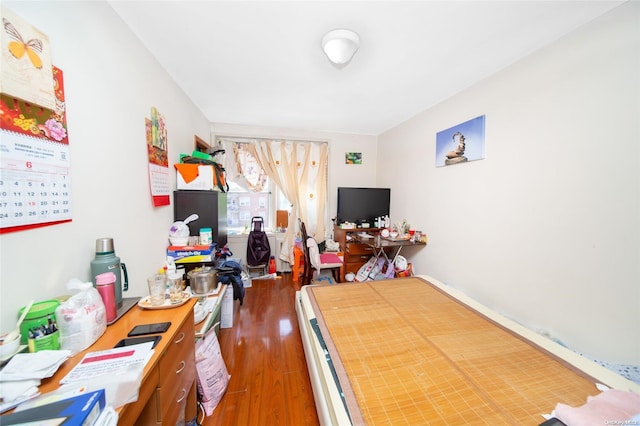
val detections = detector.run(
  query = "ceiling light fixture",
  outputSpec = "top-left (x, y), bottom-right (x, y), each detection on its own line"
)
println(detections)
top-left (321, 29), bottom-right (360, 68)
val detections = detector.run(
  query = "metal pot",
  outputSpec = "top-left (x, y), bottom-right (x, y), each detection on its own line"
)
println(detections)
top-left (187, 266), bottom-right (235, 294)
top-left (188, 267), bottom-right (218, 294)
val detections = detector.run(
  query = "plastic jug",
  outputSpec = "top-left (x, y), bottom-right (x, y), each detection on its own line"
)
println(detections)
top-left (90, 238), bottom-right (128, 307)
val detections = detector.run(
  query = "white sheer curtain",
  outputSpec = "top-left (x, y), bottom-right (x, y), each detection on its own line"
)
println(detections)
top-left (219, 137), bottom-right (328, 264)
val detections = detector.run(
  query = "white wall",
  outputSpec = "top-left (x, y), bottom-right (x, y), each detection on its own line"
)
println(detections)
top-left (0, 2), bottom-right (212, 330)
top-left (377, 2), bottom-right (639, 364)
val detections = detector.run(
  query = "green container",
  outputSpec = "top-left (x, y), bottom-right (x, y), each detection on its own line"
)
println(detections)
top-left (19, 300), bottom-right (60, 348)
top-left (28, 330), bottom-right (60, 353)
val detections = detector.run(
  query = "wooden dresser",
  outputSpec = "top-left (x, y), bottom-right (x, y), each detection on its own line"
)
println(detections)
top-left (333, 225), bottom-right (386, 281)
top-left (36, 298), bottom-right (198, 424)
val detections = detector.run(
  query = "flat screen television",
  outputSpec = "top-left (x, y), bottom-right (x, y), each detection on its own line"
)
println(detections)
top-left (337, 187), bottom-right (390, 226)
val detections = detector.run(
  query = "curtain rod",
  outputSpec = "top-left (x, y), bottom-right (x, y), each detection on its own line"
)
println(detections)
top-left (214, 136), bottom-right (328, 145)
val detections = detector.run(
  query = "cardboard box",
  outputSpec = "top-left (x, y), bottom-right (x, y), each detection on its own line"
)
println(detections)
top-left (175, 164), bottom-right (217, 190)
top-left (2, 389), bottom-right (105, 425)
top-left (167, 244), bottom-right (215, 263)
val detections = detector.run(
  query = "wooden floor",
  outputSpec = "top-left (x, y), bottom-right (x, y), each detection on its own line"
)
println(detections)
top-left (201, 273), bottom-right (320, 426)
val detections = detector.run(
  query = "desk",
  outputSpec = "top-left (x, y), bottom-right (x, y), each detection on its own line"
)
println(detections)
top-left (356, 234), bottom-right (424, 259)
top-left (334, 225), bottom-right (426, 281)
top-left (355, 234), bottom-right (426, 280)
top-left (33, 297), bottom-right (198, 424)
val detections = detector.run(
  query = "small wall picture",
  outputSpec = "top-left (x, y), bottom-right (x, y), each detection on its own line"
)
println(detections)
top-left (345, 152), bottom-right (362, 164)
top-left (436, 115), bottom-right (485, 167)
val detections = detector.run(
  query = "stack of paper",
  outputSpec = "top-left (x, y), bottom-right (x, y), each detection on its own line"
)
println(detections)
top-left (59, 342), bottom-right (154, 408)
top-left (0, 350), bottom-right (71, 413)
top-left (0, 350), bottom-right (71, 381)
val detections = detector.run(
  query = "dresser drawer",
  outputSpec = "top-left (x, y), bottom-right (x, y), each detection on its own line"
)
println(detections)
top-left (346, 242), bottom-right (373, 256)
top-left (156, 369), bottom-right (195, 424)
top-left (157, 347), bottom-right (195, 421)
top-left (159, 317), bottom-right (194, 387)
top-left (138, 314), bottom-right (196, 424)
top-left (346, 253), bottom-right (373, 265)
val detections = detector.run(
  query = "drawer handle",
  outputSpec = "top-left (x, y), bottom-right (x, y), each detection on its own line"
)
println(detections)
top-left (174, 332), bottom-right (185, 344)
top-left (176, 360), bottom-right (186, 374)
top-left (176, 388), bottom-right (187, 404)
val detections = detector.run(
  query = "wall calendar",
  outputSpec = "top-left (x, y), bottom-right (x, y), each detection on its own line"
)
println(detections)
top-left (0, 66), bottom-right (72, 233)
top-left (0, 7), bottom-right (71, 233)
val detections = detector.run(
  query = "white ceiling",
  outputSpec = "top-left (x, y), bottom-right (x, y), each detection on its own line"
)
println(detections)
top-left (109, 1), bottom-right (624, 135)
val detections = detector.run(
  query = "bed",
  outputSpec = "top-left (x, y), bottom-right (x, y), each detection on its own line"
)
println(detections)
top-left (296, 276), bottom-right (640, 425)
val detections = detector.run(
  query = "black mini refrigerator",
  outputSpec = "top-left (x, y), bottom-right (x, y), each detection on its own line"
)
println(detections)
top-left (173, 190), bottom-right (227, 247)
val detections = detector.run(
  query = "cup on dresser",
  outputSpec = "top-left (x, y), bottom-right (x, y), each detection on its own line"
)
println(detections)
top-left (147, 273), bottom-right (166, 306)
top-left (167, 273), bottom-right (183, 303)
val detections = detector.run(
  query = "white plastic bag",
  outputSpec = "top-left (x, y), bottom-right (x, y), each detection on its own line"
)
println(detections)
top-left (55, 279), bottom-right (107, 355)
top-left (195, 327), bottom-right (230, 416)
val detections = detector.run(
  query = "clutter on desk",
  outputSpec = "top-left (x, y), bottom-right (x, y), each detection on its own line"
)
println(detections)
top-left (96, 272), bottom-right (117, 323)
top-left (339, 221), bottom-right (357, 229)
top-left (55, 279), bottom-right (107, 355)
top-left (167, 244), bottom-right (216, 263)
top-left (166, 214), bottom-right (235, 264)
top-left (59, 342), bottom-right (152, 409)
top-left (188, 267), bottom-right (221, 295)
top-left (90, 238), bottom-right (128, 310)
top-left (15, 299), bottom-right (60, 350)
top-left (199, 227), bottom-right (213, 245)
top-left (169, 213), bottom-right (199, 246)
top-left (1, 388), bottom-right (107, 425)
top-left (0, 337), bottom-right (24, 365)
top-left (0, 379), bottom-right (40, 414)
top-left (0, 349), bottom-right (71, 382)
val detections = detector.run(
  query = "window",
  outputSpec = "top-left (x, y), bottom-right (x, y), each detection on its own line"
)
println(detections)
top-left (226, 179), bottom-right (291, 233)
top-left (218, 137), bottom-right (326, 240)
top-left (226, 179), bottom-right (271, 232)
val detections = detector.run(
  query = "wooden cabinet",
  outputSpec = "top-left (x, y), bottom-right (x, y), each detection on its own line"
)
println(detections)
top-left (138, 313), bottom-right (196, 424)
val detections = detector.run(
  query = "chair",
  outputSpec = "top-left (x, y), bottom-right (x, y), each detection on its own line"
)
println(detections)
top-left (299, 219), bottom-right (343, 285)
top-left (292, 245), bottom-right (305, 283)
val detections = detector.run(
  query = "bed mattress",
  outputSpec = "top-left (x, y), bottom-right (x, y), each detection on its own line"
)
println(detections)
top-left (296, 276), bottom-right (639, 425)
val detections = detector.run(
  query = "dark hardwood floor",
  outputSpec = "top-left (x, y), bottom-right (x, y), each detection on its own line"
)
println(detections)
top-left (201, 273), bottom-right (320, 425)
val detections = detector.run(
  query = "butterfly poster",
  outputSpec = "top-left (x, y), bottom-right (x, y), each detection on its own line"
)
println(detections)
top-left (0, 5), bottom-right (55, 110)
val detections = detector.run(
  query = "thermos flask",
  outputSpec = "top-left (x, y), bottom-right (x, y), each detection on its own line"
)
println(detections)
top-left (95, 272), bottom-right (117, 323)
top-left (91, 238), bottom-right (128, 307)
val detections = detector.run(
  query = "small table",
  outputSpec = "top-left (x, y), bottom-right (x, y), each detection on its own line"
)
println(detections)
top-left (354, 234), bottom-right (426, 279)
